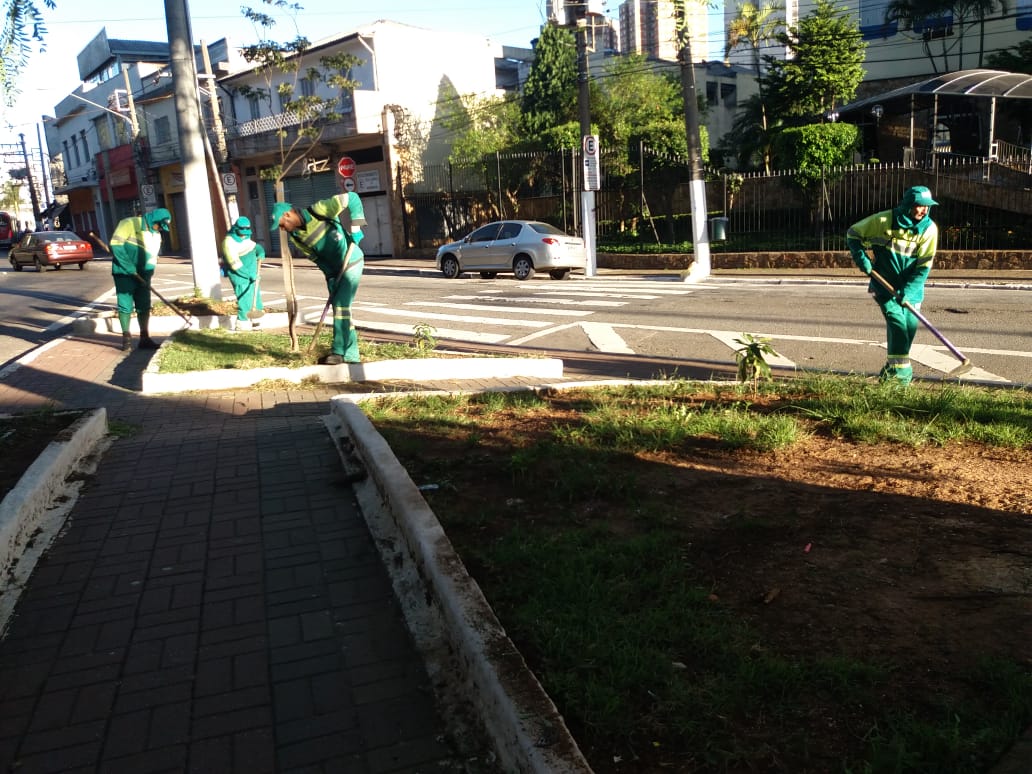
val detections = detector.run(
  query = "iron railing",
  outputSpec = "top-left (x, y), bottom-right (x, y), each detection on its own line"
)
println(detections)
top-left (398, 147), bottom-right (1032, 253)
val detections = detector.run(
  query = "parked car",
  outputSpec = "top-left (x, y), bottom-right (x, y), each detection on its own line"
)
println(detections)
top-left (436, 220), bottom-right (586, 281)
top-left (8, 230), bottom-right (94, 271)
top-left (0, 212), bottom-right (13, 249)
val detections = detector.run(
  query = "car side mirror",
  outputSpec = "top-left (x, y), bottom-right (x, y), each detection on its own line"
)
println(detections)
top-left (463, 235), bottom-right (472, 243)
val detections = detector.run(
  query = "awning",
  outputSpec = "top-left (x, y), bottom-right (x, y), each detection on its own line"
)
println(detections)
top-left (837, 69), bottom-right (1032, 116)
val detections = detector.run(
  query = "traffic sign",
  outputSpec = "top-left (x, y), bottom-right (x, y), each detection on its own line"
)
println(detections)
top-left (337, 156), bottom-right (356, 178)
top-left (342, 177), bottom-right (356, 192)
top-left (582, 134), bottom-right (600, 191)
top-left (221, 172), bottom-right (238, 194)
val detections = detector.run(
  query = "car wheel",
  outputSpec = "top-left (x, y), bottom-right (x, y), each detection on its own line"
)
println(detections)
top-left (35, 258), bottom-right (45, 272)
top-left (78, 262), bottom-right (87, 270)
top-left (11, 258), bottom-right (21, 272)
top-left (440, 255), bottom-right (461, 279)
top-left (549, 269), bottom-right (571, 280)
top-left (55, 264), bottom-right (63, 270)
top-left (479, 271), bottom-right (498, 279)
top-left (512, 255), bottom-right (535, 281)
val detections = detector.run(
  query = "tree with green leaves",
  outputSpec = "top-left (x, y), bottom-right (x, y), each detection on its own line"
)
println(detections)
top-left (519, 22), bottom-right (578, 145)
top-left (1, 0), bottom-right (55, 110)
top-left (240, 0), bottom-right (361, 350)
top-left (763, 0), bottom-right (866, 124)
top-left (725, 0), bottom-right (784, 172)
top-left (592, 54), bottom-right (705, 241)
top-left (1, 178), bottom-right (24, 212)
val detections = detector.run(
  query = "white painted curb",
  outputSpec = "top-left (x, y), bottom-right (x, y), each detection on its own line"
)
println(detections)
top-left (0, 409), bottom-right (108, 632)
top-left (141, 351), bottom-right (564, 394)
top-left (327, 393), bottom-right (594, 773)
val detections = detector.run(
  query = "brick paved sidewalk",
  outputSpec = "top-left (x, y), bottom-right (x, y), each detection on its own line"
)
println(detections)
top-left (0, 335), bottom-right (470, 773)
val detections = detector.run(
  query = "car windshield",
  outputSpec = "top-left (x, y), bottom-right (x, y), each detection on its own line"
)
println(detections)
top-left (527, 222), bottom-right (567, 236)
top-left (37, 232), bottom-right (80, 243)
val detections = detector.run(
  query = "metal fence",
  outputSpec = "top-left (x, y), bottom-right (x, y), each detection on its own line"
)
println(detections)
top-left (399, 146), bottom-right (1032, 253)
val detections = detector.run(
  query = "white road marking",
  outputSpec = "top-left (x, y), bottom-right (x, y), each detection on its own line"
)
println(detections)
top-left (580, 322), bottom-right (634, 354)
top-left (444, 294), bottom-right (625, 308)
top-left (353, 319), bottom-right (508, 343)
top-left (403, 301), bottom-right (591, 317)
top-left (351, 306), bottom-right (550, 328)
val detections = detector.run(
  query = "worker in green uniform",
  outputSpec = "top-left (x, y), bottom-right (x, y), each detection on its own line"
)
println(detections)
top-left (846, 185), bottom-right (940, 386)
top-left (221, 216), bottom-right (266, 327)
top-left (271, 192), bottom-right (366, 364)
top-left (110, 207), bottom-right (172, 351)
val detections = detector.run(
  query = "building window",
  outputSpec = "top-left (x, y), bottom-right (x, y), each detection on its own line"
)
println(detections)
top-left (338, 67), bottom-right (354, 113)
top-left (300, 77), bottom-right (315, 98)
top-left (705, 81), bottom-right (718, 105)
top-left (720, 82), bottom-right (737, 108)
top-left (93, 116), bottom-right (112, 150)
top-left (71, 135), bottom-right (81, 167)
top-left (80, 130), bottom-right (90, 161)
top-left (248, 94), bottom-right (261, 121)
top-left (155, 115), bottom-right (171, 145)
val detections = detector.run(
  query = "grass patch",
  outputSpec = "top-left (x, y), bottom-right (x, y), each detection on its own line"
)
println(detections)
top-left (156, 328), bottom-right (448, 373)
top-left (363, 375), bottom-right (1032, 772)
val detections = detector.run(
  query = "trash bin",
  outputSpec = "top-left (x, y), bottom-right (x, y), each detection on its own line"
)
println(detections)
top-left (709, 216), bottom-right (728, 241)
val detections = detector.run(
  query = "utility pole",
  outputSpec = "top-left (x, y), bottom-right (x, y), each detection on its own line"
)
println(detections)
top-left (122, 63), bottom-right (154, 215)
top-left (35, 122), bottom-right (50, 206)
top-left (677, 4), bottom-right (711, 283)
top-left (18, 133), bottom-right (41, 225)
top-left (564, 1), bottom-right (600, 277)
top-left (165, 0), bottom-right (222, 300)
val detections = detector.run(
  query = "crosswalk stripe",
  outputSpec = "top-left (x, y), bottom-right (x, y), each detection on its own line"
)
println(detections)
top-left (351, 306), bottom-right (550, 328)
top-left (580, 322), bottom-right (634, 354)
top-left (353, 319), bottom-right (508, 343)
top-left (444, 294), bottom-right (625, 308)
top-left (403, 302), bottom-right (591, 317)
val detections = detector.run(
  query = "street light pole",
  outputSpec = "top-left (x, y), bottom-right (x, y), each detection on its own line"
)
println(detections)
top-left (18, 133), bottom-right (41, 225)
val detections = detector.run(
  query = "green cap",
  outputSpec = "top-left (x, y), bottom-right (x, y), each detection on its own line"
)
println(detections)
top-left (233, 216), bottom-right (252, 232)
top-left (902, 186), bottom-right (937, 208)
top-left (146, 208), bottom-right (173, 231)
top-left (270, 202), bottom-right (294, 232)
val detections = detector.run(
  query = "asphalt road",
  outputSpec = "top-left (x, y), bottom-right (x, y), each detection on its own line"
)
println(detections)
top-left (2, 255), bottom-right (1030, 386)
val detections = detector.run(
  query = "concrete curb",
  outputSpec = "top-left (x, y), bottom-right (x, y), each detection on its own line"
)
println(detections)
top-left (72, 311), bottom-right (294, 335)
top-left (0, 408), bottom-right (108, 634)
top-left (141, 342), bottom-right (565, 394)
top-left (326, 392), bottom-right (595, 773)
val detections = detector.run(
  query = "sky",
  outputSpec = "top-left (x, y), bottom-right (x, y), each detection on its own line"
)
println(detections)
top-left (1, 0), bottom-right (727, 153)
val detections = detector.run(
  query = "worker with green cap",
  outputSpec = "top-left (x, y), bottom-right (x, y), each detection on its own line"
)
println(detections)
top-left (846, 185), bottom-right (940, 385)
top-left (221, 216), bottom-right (266, 327)
top-left (110, 207), bottom-right (172, 351)
top-left (272, 192), bottom-right (367, 364)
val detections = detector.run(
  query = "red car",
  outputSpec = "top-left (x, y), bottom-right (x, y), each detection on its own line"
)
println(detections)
top-left (9, 230), bottom-right (94, 272)
top-left (0, 212), bottom-right (13, 249)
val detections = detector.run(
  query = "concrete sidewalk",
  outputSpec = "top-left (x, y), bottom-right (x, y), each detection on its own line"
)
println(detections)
top-left (0, 331), bottom-right (571, 773)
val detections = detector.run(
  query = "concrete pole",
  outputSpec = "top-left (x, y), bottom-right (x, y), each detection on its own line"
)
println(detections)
top-left (18, 134), bottom-right (41, 224)
top-left (678, 32), bottom-right (711, 283)
top-left (575, 17), bottom-right (597, 277)
top-left (122, 64), bottom-right (152, 215)
top-left (164, 0), bottom-right (222, 299)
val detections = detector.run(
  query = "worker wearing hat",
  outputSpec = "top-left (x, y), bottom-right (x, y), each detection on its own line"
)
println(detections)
top-left (221, 216), bottom-right (266, 327)
top-left (272, 192), bottom-right (366, 364)
top-left (110, 207), bottom-right (172, 351)
top-left (846, 185), bottom-right (940, 385)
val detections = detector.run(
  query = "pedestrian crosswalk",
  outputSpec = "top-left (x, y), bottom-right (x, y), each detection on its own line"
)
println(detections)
top-left (151, 270), bottom-right (1014, 383)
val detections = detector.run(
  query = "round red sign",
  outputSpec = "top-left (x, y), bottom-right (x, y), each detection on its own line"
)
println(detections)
top-left (337, 156), bottom-right (356, 178)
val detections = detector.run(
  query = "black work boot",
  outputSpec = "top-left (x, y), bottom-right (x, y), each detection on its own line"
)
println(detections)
top-left (139, 336), bottom-right (159, 350)
top-left (318, 353), bottom-right (343, 365)
top-left (121, 333), bottom-right (132, 351)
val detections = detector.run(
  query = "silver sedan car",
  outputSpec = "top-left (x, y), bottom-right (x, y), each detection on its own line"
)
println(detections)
top-left (436, 220), bottom-right (586, 281)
